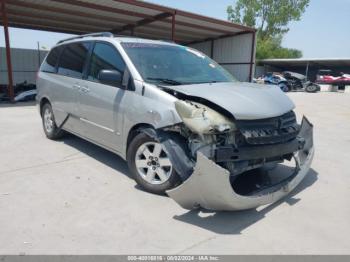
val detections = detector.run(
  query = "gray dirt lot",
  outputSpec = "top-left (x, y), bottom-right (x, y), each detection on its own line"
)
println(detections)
top-left (0, 92), bottom-right (349, 255)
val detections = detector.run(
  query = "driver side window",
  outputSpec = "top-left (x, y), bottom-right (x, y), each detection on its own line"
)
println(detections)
top-left (87, 42), bottom-right (126, 81)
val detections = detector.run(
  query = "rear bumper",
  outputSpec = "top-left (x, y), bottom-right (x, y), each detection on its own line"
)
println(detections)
top-left (167, 117), bottom-right (314, 211)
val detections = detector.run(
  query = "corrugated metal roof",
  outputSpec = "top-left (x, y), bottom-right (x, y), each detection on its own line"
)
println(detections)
top-left (260, 58), bottom-right (350, 67)
top-left (1, 0), bottom-right (255, 44)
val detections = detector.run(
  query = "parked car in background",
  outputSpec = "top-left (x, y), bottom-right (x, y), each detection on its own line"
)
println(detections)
top-left (256, 72), bottom-right (290, 92)
top-left (316, 69), bottom-right (333, 82)
top-left (316, 69), bottom-right (350, 87)
top-left (14, 89), bottom-right (37, 102)
top-left (0, 81), bottom-right (37, 102)
top-left (283, 71), bottom-right (320, 93)
top-left (255, 72), bottom-right (319, 93)
top-left (36, 32), bottom-right (314, 211)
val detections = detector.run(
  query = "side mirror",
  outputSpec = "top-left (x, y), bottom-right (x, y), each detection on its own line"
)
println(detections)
top-left (98, 69), bottom-right (123, 88)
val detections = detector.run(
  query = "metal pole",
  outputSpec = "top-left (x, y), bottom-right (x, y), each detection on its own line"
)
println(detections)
top-left (305, 61), bottom-right (309, 81)
top-left (249, 31), bottom-right (256, 82)
top-left (210, 39), bottom-right (214, 59)
top-left (1, 0), bottom-right (14, 102)
top-left (37, 41), bottom-right (41, 69)
top-left (171, 12), bottom-right (176, 42)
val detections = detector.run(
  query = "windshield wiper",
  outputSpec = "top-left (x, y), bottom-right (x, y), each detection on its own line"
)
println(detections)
top-left (191, 80), bottom-right (220, 84)
top-left (146, 77), bottom-right (184, 86)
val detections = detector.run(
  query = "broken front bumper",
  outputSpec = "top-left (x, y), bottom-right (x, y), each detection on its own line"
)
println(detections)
top-left (167, 117), bottom-right (314, 211)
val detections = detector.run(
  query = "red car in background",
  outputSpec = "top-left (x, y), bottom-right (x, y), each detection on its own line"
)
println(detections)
top-left (316, 70), bottom-right (350, 86)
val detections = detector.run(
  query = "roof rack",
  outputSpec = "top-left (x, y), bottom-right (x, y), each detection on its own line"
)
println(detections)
top-left (57, 32), bottom-right (113, 44)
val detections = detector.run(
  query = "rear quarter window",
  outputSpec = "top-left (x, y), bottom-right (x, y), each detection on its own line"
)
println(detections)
top-left (40, 46), bottom-right (63, 73)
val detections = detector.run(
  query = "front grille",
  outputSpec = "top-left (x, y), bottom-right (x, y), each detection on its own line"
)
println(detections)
top-left (236, 111), bottom-right (300, 145)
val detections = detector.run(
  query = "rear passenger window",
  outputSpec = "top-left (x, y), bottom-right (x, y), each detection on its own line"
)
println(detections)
top-left (87, 43), bottom-right (125, 81)
top-left (40, 46), bottom-right (63, 73)
top-left (58, 42), bottom-right (90, 78)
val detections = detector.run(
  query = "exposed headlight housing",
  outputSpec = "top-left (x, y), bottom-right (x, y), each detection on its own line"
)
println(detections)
top-left (175, 100), bottom-right (236, 134)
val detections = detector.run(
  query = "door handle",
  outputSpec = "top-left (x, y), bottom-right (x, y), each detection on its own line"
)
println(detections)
top-left (80, 86), bottom-right (90, 93)
top-left (73, 84), bottom-right (89, 93)
top-left (72, 84), bottom-right (81, 90)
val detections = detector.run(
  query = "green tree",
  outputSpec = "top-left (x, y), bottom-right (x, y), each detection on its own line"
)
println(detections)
top-left (256, 36), bottom-right (302, 60)
top-left (227, 0), bottom-right (309, 59)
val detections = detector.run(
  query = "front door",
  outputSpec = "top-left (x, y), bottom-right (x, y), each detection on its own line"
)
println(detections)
top-left (78, 42), bottom-right (127, 152)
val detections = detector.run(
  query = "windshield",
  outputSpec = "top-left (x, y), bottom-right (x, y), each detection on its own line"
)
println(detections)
top-left (121, 42), bottom-right (236, 85)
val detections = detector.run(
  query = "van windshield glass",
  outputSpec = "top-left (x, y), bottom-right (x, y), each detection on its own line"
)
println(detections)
top-left (121, 43), bottom-right (236, 85)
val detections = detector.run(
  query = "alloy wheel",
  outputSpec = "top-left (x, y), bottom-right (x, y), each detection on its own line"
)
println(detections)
top-left (43, 108), bottom-right (54, 133)
top-left (135, 142), bottom-right (173, 185)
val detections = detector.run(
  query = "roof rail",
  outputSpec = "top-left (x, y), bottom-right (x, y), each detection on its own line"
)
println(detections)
top-left (113, 34), bottom-right (140, 38)
top-left (160, 39), bottom-right (176, 44)
top-left (57, 32), bottom-right (113, 44)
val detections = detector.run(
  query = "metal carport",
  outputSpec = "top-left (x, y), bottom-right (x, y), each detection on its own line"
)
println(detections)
top-left (258, 58), bottom-right (350, 81)
top-left (1, 0), bottom-right (256, 102)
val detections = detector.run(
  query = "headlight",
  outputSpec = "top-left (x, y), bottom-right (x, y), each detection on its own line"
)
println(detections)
top-left (175, 100), bottom-right (236, 134)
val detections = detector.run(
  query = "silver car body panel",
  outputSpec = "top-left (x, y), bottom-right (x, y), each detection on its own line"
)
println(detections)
top-left (167, 147), bottom-right (314, 211)
top-left (37, 36), bottom-right (314, 211)
top-left (37, 37), bottom-right (182, 158)
top-left (37, 75), bottom-right (182, 158)
top-left (163, 82), bottom-right (295, 120)
top-left (167, 117), bottom-right (314, 211)
top-left (37, 73), bottom-right (85, 134)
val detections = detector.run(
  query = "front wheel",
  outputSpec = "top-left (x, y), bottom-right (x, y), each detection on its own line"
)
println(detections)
top-left (279, 83), bottom-right (289, 92)
top-left (127, 132), bottom-right (181, 195)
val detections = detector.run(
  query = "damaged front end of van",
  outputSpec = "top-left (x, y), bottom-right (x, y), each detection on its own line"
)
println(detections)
top-left (148, 91), bottom-right (314, 211)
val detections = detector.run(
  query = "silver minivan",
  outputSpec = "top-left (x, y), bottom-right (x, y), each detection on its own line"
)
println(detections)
top-left (37, 32), bottom-right (314, 211)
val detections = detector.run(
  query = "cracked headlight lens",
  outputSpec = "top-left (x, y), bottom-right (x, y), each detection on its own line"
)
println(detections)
top-left (175, 100), bottom-right (236, 134)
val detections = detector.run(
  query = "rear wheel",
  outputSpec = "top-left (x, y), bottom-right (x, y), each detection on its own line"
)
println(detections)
top-left (41, 103), bottom-right (65, 140)
top-left (305, 84), bottom-right (319, 93)
top-left (127, 132), bottom-right (181, 194)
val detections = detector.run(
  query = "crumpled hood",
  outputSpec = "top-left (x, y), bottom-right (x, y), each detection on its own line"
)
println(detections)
top-left (165, 82), bottom-right (295, 120)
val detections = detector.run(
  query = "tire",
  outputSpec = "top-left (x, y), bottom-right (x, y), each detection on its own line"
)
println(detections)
top-left (41, 103), bottom-right (65, 140)
top-left (279, 83), bottom-right (289, 92)
top-left (305, 84), bottom-right (318, 93)
top-left (127, 132), bottom-right (181, 195)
